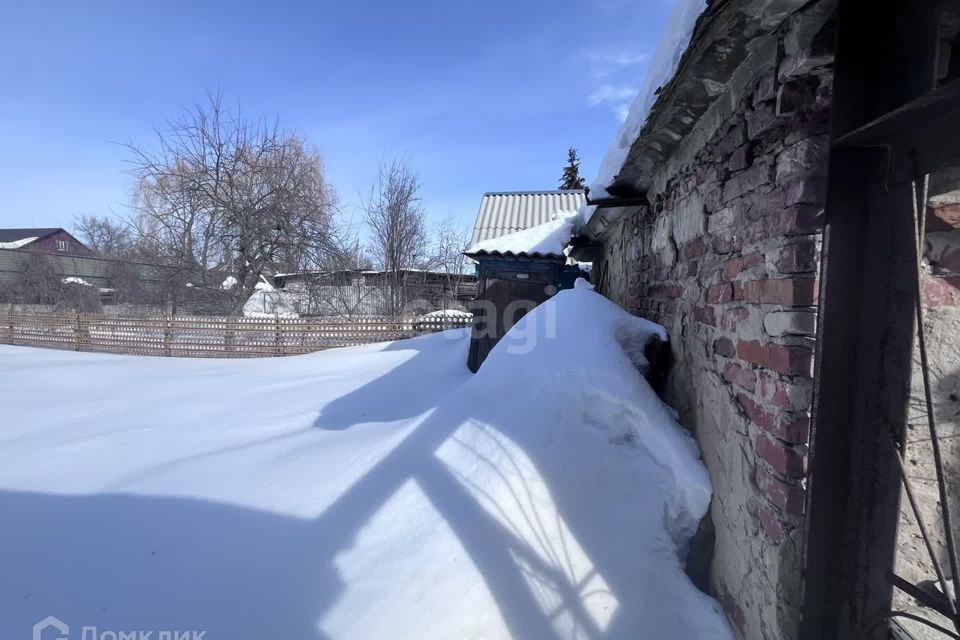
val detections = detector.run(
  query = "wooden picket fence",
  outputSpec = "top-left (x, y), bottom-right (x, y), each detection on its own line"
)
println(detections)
top-left (0, 312), bottom-right (473, 358)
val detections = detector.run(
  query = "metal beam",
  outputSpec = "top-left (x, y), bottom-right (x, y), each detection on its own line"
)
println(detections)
top-left (891, 573), bottom-right (957, 620)
top-left (567, 235), bottom-right (603, 263)
top-left (835, 79), bottom-right (960, 184)
top-left (834, 80), bottom-right (960, 149)
top-left (800, 0), bottom-right (941, 638)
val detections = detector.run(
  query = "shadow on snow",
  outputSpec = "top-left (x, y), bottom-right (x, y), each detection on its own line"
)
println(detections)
top-left (4, 329), bottom-right (682, 639)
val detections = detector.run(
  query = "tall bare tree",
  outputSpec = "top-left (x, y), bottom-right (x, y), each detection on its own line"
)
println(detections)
top-left (127, 92), bottom-right (341, 314)
top-left (430, 215), bottom-right (471, 307)
top-left (363, 157), bottom-right (430, 316)
top-left (73, 215), bottom-right (136, 259)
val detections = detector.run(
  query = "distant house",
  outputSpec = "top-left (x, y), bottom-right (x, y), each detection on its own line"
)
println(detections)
top-left (272, 268), bottom-right (477, 318)
top-left (0, 228), bottom-right (95, 257)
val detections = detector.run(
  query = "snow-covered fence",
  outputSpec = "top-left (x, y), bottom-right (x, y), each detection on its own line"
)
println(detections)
top-left (0, 311), bottom-right (473, 358)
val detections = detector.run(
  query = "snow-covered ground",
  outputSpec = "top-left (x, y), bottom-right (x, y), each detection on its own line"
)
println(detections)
top-left (0, 284), bottom-right (732, 639)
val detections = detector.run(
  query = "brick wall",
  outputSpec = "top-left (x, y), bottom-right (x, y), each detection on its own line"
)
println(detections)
top-left (593, 7), bottom-right (834, 637)
top-left (590, 1), bottom-right (960, 637)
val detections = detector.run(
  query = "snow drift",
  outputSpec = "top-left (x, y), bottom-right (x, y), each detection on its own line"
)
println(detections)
top-left (0, 283), bottom-right (731, 639)
top-left (242, 279), bottom-right (299, 318)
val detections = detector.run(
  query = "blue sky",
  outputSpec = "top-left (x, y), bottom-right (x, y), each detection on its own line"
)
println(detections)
top-left (0, 0), bottom-right (675, 235)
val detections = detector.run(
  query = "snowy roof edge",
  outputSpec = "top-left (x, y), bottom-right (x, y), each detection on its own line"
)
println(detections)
top-left (591, 0), bottom-right (710, 193)
top-left (470, 190), bottom-right (587, 246)
top-left (463, 249), bottom-right (566, 260)
top-left (465, 210), bottom-right (579, 259)
top-left (482, 189), bottom-right (586, 197)
top-left (582, 0), bottom-right (813, 240)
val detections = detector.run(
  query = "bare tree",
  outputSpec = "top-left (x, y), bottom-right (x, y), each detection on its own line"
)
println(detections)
top-left (363, 157), bottom-right (430, 316)
top-left (430, 215), bottom-right (471, 307)
top-left (72, 215), bottom-right (189, 310)
top-left (105, 259), bottom-right (162, 307)
top-left (292, 270), bottom-right (378, 318)
top-left (73, 215), bottom-right (135, 259)
top-left (10, 254), bottom-right (61, 305)
top-left (0, 254), bottom-right (100, 312)
top-left (57, 280), bottom-right (102, 313)
top-left (127, 92), bottom-right (341, 314)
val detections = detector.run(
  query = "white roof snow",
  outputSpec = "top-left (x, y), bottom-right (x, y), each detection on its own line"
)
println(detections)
top-left (591, 0), bottom-right (708, 193)
top-left (0, 237), bottom-right (38, 250)
top-left (470, 191), bottom-right (587, 246)
top-left (466, 210), bottom-right (578, 257)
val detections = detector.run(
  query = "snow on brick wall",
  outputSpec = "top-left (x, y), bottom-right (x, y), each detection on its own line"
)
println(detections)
top-left (593, 17), bottom-right (833, 640)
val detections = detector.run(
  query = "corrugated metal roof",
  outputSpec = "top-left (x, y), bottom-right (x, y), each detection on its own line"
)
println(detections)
top-left (469, 190), bottom-right (586, 245)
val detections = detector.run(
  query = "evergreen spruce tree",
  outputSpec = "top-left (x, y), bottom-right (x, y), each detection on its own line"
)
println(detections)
top-left (559, 147), bottom-right (586, 190)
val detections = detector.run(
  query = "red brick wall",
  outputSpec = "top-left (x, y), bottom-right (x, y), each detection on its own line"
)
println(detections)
top-left (592, 1), bottom-right (960, 636)
top-left (594, 38), bottom-right (831, 640)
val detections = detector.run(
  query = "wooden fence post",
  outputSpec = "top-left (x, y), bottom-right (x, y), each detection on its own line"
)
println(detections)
top-left (74, 312), bottom-right (90, 352)
top-left (274, 313), bottom-right (284, 356)
top-left (225, 316), bottom-right (236, 354)
top-left (163, 316), bottom-right (172, 357)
